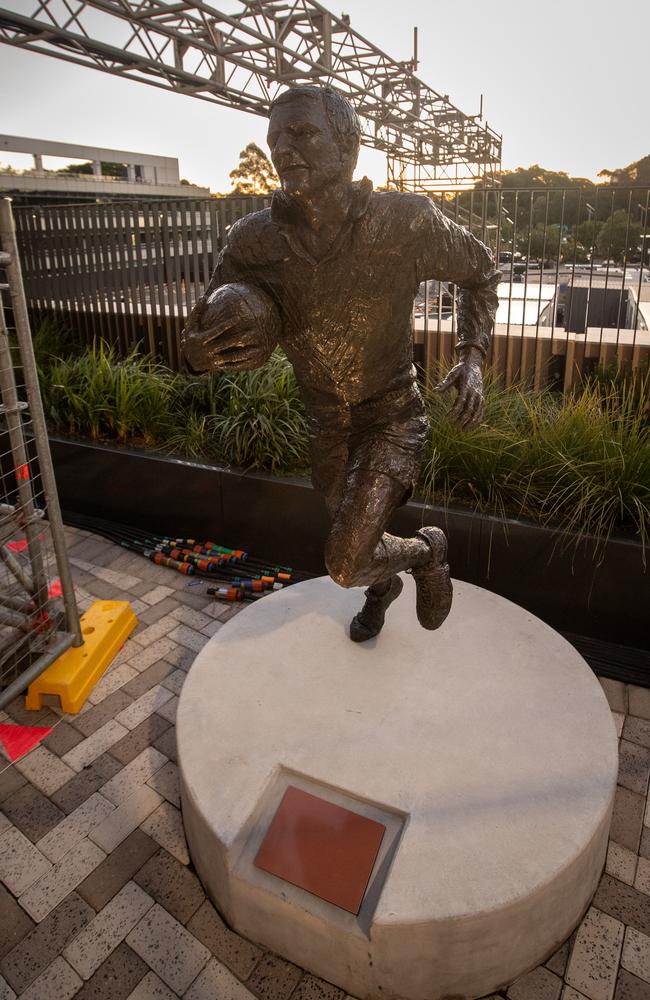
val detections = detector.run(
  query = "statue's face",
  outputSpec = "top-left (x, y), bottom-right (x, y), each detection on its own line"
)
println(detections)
top-left (267, 96), bottom-right (352, 200)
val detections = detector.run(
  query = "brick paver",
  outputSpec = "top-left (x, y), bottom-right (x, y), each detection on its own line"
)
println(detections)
top-left (0, 885), bottom-right (34, 961)
top-left (186, 900), bottom-right (263, 981)
top-left (127, 970), bottom-right (177, 999)
top-left (0, 527), bottom-right (648, 999)
top-left (140, 803), bottom-right (188, 865)
top-left (507, 966), bottom-right (563, 1000)
top-left (18, 838), bottom-right (106, 922)
top-left (99, 749), bottom-right (167, 807)
top-left (51, 755), bottom-right (122, 815)
top-left (0, 893), bottom-right (94, 993)
top-left (166, 625), bottom-right (208, 654)
top-left (14, 747), bottom-right (75, 796)
top-left (76, 830), bottom-right (158, 912)
top-left (133, 850), bottom-right (204, 925)
top-left (565, 908), bottom-right (624, 1000)
top-left (606, 843), bottom-right (638, 887)
top-left (146, 762), bottom-right (180, 808)
top-left (37, 793), bottom-right (115, 863)
top-left (73, 941), bottom-right (148, 999)
top-left (64, 880), bottom-right (154, 980)
top-left (89, 787), bottom-right (163, 854)
top-left (63, 721), bottom-right (130, 773)
top-left (115, 687), bottom-right (173, 731)
top-left (109, 715), bottom-right (171, 767)
top-left (17, 956), bottom-right (82, 999)
top-left (0, 826), bottom-right (52, 896)
top-left (185, 958), bottom-right (257, 1000)
top-left (2, 783), bottom-right (65, 844)
top-left (126, 904), bottom-right (210, 994)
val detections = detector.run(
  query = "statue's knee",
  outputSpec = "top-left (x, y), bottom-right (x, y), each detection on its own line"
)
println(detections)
top-left (325, 543), bottom-right (361, 589)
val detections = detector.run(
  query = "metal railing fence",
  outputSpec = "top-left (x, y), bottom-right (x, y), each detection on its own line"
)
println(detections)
top-left (12, 187), bottom-right (650, 388)
top-left (0, 198), bottom-right (82, 709)
top-left (418, 185), bottom-right (650, 389)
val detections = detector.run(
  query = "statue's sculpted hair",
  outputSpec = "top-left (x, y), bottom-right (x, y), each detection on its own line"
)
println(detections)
top-left (269, 86), bottom-right (361, 160)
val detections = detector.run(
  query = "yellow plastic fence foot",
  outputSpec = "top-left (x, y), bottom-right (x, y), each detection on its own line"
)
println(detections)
top-left (26, 601), bottom-right (137, 714)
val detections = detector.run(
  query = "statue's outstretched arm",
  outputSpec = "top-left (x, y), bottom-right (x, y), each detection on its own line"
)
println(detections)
top-left (416, 201), bottom-right (501, 429)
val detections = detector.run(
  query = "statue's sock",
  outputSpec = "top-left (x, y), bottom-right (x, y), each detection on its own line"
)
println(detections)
top-left (349, 575), bottom-right (403, 643)
top-left (364, 532), bottom-right (431, 584)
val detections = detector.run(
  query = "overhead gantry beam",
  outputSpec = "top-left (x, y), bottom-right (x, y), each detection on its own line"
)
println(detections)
top-left (0, 1), bottom-right (502, 190)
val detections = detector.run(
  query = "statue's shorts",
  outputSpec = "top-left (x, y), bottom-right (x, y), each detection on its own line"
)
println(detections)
top-left (307, 382), bottom-right (430, 515)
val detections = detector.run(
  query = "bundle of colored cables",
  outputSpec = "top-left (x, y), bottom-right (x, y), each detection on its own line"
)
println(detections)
top-left (62, 511), bottom-right (309, 602)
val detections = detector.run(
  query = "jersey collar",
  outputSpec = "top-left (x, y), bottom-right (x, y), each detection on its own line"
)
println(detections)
top-left (270, 177), bottom-right (373, 266)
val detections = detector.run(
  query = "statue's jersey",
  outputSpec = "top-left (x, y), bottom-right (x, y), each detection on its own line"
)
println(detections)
top-left (206, 180), bottom-right (500, 415)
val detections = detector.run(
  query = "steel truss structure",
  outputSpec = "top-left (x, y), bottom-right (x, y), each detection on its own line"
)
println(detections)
top-left (0, 0), bottom-right (502, 190)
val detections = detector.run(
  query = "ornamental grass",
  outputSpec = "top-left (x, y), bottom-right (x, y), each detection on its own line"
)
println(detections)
top-left (37, 333), bottom-right (650, 549)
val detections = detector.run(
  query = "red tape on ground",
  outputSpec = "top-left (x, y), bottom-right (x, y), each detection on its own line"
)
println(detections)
top-left (0, 723), bottom-right (53, 763)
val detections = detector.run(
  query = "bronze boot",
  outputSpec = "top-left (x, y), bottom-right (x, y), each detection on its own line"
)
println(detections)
top-left (409, 527), bottom-right (453, 630)
top-left (349, 575), bottom-right (404, 642)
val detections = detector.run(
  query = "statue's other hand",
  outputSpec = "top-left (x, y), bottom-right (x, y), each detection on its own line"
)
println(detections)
top-left (434, 357), bottom-right (485, 431)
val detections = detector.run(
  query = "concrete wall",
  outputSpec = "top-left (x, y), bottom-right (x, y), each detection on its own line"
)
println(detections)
top-left (0, 133), bottom-right (208, 198)
top-left (0, 172), bottom-right (209, 199)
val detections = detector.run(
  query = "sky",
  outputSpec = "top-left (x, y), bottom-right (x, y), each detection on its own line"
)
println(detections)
top-left (0, 0), bottom-right (648, 192)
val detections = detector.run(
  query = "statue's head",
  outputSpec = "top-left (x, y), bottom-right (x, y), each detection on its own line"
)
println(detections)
top-left (267, 86), bottom-right (361, 201)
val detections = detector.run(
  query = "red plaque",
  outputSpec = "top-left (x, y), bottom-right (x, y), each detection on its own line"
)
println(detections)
top-left (254, 785), bottom-right (385, 914)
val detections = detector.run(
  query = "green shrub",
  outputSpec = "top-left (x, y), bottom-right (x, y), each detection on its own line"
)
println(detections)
top-left (208, 352), bottom-right (309, 473)
top-left (43, 342), bottom-right (183, 446)
top-left (31, 318), bottom-right (81, 375)
top-left (38, 341), bottom-right (650, 549)
top-left (420, 371), bottom-right (650, 555)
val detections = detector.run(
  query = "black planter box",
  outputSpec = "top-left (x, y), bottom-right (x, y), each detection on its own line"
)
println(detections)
top-left (50, 436), bottom-right (650, 652)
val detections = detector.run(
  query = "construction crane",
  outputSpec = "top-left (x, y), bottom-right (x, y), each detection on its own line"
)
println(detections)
top-left (0, 1), bottom-right (502, 190)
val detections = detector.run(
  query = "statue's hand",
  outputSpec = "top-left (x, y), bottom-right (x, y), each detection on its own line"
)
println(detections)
top-left (434, 349), bottom-right (485, 430)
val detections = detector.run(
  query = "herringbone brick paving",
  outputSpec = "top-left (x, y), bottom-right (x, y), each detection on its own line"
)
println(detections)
top-left (0, 526), bottom-right (648, 999)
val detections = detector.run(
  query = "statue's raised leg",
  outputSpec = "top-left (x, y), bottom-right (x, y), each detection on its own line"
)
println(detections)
top-left (325, 469), bottom-right (452, 641)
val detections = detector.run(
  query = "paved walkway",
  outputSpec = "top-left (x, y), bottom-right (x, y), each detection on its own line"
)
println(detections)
top-left (0, 525), bottom-right (649, 1000)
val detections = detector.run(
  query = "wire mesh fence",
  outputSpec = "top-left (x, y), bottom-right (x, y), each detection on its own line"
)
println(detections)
top-left (11, 187), bottom-right (650, 389)
top-left (0, 198), bottom-right (81, 710)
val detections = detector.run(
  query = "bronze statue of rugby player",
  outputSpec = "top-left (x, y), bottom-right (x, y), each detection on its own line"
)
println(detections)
top-left (183, 86), bottom-right (499, 642)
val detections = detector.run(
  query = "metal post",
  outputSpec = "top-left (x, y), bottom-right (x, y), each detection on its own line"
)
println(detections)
top-left (0, 272), bottom-right (50, 611)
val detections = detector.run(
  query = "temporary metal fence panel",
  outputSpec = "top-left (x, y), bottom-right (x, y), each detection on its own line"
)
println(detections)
top-left (0, 198), bottom-right (82, 710)
top-left (13, 188), bottom-right (650, 387)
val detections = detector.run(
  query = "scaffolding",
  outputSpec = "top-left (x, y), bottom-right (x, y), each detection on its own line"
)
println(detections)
top-left (0, 197), bottom-right (82, 711)
top-left (0, 1), bottom-right (502, 190)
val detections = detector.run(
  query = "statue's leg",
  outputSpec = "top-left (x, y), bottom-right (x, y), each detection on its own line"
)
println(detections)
top-left (348, 575), bottom-right (404, 644)
top-left (324, 469), bottom-right (452, 640)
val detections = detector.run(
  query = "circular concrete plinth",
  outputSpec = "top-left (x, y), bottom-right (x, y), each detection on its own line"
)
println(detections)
top-left (177, 577), bottom-right (618, 1000)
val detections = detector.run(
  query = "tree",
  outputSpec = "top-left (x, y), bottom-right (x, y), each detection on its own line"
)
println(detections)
top-left (574, 219), bottom-right (603, 256)
top-left (518, 223), bottom-right (562, 262)
top-left (598, 153), bottom-right (650, 187)
top-left (55, 161), bottom-right (127, 178)
top-left (499, 164), bottom-right (594, 189)
top-left (228, 143), bottom-right (278, 195)
top-left (595, 210), bottom-right (641, 262)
